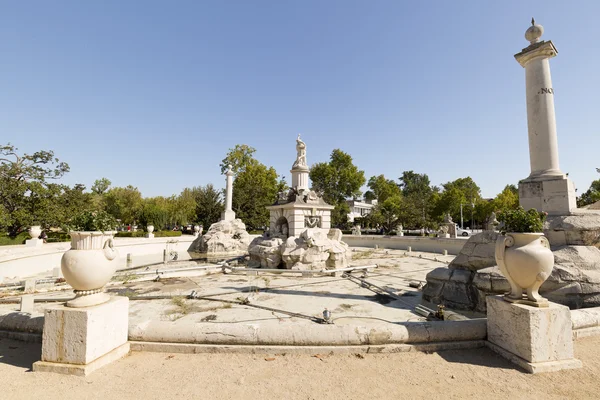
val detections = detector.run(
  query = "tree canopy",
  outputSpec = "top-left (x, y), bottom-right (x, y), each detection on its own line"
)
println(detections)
top-left (0, 144), bottom-right (70, 235)
top-left (310, 149), bottom-right (365, 227)
top-left (223, 144), bottom-right (286, 230)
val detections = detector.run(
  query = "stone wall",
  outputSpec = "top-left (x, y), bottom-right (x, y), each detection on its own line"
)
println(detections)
top-left (342, 235), bottom-right (466, 255)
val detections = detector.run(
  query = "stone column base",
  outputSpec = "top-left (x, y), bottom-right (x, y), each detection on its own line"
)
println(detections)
top-left (146, 233), bottom-right (154, 238)
top-left (33, 296), bottom-right (129, 376)
top-left (519, 177), bottom-right (576, 215)
top-left (486, 295), bottom-right (581, 373)
top-left (221, 210), bottom-right (236, 221)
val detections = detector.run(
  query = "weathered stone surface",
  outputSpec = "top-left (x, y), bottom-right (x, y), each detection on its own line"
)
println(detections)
top-left (198, 219), bottom-right (251, 254)
top-left (248, 228), bottom-right (351, 270)
top-left (448, 231), bottom-right (500, 271)
top-left (248, 237), bottom-right (283, 268)
top-left (544, 212), bottom-right (600, 247)
top-left (487, 296), bottom-right (576, 364)
top-left (40, 296), bottom-right (128, 365)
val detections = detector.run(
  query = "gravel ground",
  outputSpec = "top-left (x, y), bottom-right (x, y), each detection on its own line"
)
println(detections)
top-left (1, 336), bottom-right (599, 400)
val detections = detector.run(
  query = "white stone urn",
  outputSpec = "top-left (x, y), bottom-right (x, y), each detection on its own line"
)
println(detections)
top-left (495, 232), bottom-right (554, 307)
top-left (147, 225), bottom-right (155, 234)
top-left (194, 225), bottom-right (202, 236)
top-left (28, 225), bottom-right (42, 239)
top-left (61, 231), bottom-right (119, 308)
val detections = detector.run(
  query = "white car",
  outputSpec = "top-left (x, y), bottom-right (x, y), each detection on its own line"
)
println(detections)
top-left (457, 228), bottom-right (471, 237)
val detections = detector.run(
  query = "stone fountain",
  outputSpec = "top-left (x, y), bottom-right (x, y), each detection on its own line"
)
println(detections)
top-left (248, 135), bottom-right (351, 270)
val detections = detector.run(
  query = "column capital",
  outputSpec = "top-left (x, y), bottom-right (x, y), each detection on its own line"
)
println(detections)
top-left (515, 40), bottom-right (558, 68)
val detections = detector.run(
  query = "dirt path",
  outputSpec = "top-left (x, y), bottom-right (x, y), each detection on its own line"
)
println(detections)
top-left (1, 336), bottom-right (599, 400)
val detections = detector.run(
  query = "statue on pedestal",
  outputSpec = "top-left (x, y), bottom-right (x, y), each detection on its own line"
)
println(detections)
top-left (292, 134), bottom-right (307, 168)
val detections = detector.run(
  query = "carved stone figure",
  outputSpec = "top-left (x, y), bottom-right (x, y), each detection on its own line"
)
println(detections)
top-left (292, 134), bottom-right (307, 168)
top-left (444, 213), bottom-right (453, 223)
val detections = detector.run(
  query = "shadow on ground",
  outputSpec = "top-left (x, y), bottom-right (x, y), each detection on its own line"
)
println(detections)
top-left (437, 346), bottom-right (521, 371)
top-left (0, 337), bottom-right (41, 370)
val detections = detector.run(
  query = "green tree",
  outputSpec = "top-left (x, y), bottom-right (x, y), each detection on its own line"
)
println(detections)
top-left (104, 185), bottom-right (143, 225)
top-left (398, 171), bottom-right (438, 228)
top-left (220, 144), bottom-right (257, 176)
top-left (138, 198), bottom-right (171, 230)
top-left (222, 145), bottom-right (286, 230)
top-left (91, 178), bottom-right (111, 195)
top-left (373, 195), bottom-right (405, 234)
top-left (578, 179), bottom-right (600, 207)
top-left (232, 162), bottom-right (284, 230)
top-left (433, 177), bottom-right (482, 226)
top-left (309, 149), bottom-right (365, 227)
top-left (0, 144), bottom-right (70, 236)
top-left (190, 184), bottom-right (224, 229)
top-left (367, 175), bottom-right (401, 203)
top-left (58, 184), bottom-right (95, 226)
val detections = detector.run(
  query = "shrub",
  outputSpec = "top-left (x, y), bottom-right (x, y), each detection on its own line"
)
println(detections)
top-left (46, 232), bottom-right (70, 243)
top-left (154, 230), bottom-right (182, 237)
top-left (497, 207), bottom-right (547, 233)
top-left (0, 231), bottom-right (30, 246)
top-left (114, 230), bottom-right (182, 238)
top-left (69, 211), bottom-right (118, 232)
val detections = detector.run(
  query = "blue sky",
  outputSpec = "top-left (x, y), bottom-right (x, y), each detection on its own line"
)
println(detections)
top-left (2, 1), bottom-right (599, 199)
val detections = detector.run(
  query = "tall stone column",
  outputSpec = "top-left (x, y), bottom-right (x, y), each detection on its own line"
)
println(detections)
top-left (221, 165), bottom-right (236, 221)
top-left (514, 19), bottom-right (576, 215)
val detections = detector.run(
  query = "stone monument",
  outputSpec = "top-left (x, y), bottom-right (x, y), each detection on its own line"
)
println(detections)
top-left (197, 165), bottom-right (250, 254)
top-left (423, 19), bottom-right (600, 312)
top-left (396, 224), bottom-right (404, 236)
top-left (441, 214), bottom-right (457, 238)
top-left (514, 20), bottom-right (576, 215)
top-left (248, 135), bottom-right (351, 270)
top-left (221, 165), bottom-right (236, 221)
top-left (266, 135), bottom-right (334, 238)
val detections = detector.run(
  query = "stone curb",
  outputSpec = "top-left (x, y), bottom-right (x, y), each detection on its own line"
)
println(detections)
top-left (128, 319), bottom-right (487, 346)
top-left (129, 340), bottom-right (486, 355)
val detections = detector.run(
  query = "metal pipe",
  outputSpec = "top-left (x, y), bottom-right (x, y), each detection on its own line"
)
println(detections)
top-left (225, 264), bottom-right (377, 275)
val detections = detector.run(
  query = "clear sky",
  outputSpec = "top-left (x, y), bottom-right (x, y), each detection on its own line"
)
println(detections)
top-left (2, 1), bottom-right (599, 199)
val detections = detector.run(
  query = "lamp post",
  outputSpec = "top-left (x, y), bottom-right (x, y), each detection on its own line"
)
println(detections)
top-left (471, 201), bottom-right (475, 231)
top-left (460, 203), bottom-right (464, 229)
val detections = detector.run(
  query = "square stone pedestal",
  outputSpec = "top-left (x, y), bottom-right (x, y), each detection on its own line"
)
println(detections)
top-left (519, 177), bottom-right (576, 215)
top-left (146, 233), bottom-right (154, 238)
top-left (25, 238), bottom-right (43, 247)
top-left (486, 296), bottom-right (581, 373)
top-left (33, 296), bottom-right (130, 376)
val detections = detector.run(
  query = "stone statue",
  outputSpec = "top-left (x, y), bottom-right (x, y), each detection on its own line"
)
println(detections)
top-left (292, 134), bottom-right (307, 168)
top-left (487, 212), bottom-right (499, 231)
top-left (439, 225), bottom-right (449, 234)
top-left (444, 213), bottom-right (453, 223)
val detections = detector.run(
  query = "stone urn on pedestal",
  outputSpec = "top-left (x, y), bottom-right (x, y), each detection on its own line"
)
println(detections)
top-left (29, 225), bottom-right (42, 240)
top-left (494, 208), bottom-right (552, 307)
top-left (194, 225), bottom-right (202, 237)
top-left (146, 224), bottom-right (155, 238)
top-left (61, 211), bottom-right (120, 308)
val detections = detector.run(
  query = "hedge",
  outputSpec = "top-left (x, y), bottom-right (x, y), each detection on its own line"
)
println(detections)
top-left (114, 230), bottom-right (182, 238)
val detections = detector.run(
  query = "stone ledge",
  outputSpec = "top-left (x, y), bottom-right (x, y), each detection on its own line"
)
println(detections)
top-left (486, 341), bottom-right (582, 374)
top-left (129, 340), bottom-right (485, 355)
top-left (33, 342), bottom-right (130, 376)
top-left (573, 326), bottom-right (600, 340)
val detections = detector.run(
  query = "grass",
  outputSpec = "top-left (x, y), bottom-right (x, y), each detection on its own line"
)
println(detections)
top-left (0, 232), bottom-right (30, 246)
top-left (352, 250), bottom-right (375, 259)
top-left (171, 296), bottom-right (192, 314)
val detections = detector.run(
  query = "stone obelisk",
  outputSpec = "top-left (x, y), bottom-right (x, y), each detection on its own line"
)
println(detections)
top-left (221, 165), bottom-right (236, 221)
top-left (515, 19), bottom-right (576, 215)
